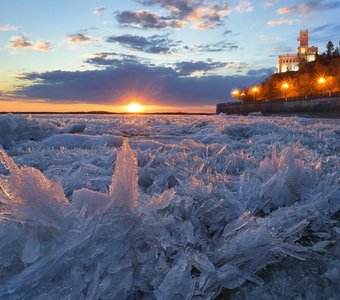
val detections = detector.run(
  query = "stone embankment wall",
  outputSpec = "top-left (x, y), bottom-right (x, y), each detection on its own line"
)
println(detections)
top-left (216, 97), bottom-right (340, 115)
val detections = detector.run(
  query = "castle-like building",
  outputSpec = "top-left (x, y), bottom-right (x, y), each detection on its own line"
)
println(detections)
top-left (277, 29), bottom-right (318, 73)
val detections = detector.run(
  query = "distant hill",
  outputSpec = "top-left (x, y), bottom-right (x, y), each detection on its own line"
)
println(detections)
top-left (243, 56), bottom-right (340, 101)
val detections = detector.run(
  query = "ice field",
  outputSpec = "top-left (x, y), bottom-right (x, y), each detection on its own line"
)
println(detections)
top-left (0, 113), bottom-right (339, 299)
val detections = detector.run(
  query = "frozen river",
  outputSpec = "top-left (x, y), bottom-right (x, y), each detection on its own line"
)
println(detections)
top-left (0, 113), bottom-right (339, 299)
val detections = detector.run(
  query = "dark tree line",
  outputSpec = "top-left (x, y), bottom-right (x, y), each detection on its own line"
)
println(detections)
top-left (322, 41), bottom-right (340, 57)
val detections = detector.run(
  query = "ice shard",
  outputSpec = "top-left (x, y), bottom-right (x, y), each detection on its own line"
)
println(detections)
top-left (109, 138), bottom-right (138, 210)
top-left (0, 148), bottom-right (68, 228)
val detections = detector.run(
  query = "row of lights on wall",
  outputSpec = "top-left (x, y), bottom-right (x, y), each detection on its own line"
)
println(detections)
top-left (231, 77), bottom-right (328, 101)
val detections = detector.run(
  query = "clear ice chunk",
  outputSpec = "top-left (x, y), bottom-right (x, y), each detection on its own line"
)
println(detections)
top-left (109, 138), bottom-right (138, 210)
top-left (0, 148), bottom-right (68, 228)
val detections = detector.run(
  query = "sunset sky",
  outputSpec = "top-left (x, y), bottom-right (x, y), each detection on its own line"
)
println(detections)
top-left (1, 0), bottom-right (339, 112)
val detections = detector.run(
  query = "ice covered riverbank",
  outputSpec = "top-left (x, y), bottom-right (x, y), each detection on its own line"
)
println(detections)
top-left (0, 114), bottom-right (339, 299)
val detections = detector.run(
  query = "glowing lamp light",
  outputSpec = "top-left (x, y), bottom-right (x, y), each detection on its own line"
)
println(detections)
top-left (282, 82), bottom-right (289, 100)
top-left (318, 77), bottom-right (326, 84)
top-left (252, 86), bottom-right (259, 101)
top-left (231, 89), bottom-right (240, 98)
top-left (282, 82), bottom-right (289, 89)
top-left (318, 77), bottom-right (326, 95)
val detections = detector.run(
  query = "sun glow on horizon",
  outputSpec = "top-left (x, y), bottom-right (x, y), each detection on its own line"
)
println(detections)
top-left (127, 103), bottom-right (142, 113)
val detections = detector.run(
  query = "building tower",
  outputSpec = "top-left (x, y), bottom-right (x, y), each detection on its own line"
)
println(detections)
top-left (297, 29), bottom-right (309, 57)
top-left (277, 29), bottom-right (318, 73)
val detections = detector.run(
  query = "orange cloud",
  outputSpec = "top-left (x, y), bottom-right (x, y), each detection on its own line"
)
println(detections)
top-left (6, 35), bottom-right (32, 48)
top-left (64, 33), bottom-right (92, 43)
top-left (33, 41), bottom-right (53, 51)
top-left (6, 35), bottom-right (52, 51)
top-left (277, 1), bottom-right (340, 15)
top-left (277, 4), bottom-right (311, 15)
top-left (188, 3), bottom-right (231, 29)
top-left (117, 1), bottom-right (231, 30)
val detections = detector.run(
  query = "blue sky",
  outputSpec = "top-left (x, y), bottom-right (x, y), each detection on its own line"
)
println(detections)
top-left (0, 0), bottom-right (339, 112)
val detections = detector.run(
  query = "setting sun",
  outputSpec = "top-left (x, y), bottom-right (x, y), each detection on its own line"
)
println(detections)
top-left (127, 103), bottom-right (142, 113)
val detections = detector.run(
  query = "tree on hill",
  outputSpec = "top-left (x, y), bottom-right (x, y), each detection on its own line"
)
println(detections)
top-left (333, 41), bottom-right (340, 56)
top-left (326, 41), bottom-right (334, 57)
top-left (321, 40), bottom-right (340, 57)
top-left (334, 47), bottom-right (340, 56)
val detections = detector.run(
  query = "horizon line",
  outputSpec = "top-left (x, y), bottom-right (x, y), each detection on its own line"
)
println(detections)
top-left (0, 111), bottom-right (215, 115)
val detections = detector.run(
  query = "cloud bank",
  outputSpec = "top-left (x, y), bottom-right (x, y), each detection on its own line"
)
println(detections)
top-left (106, 34), bottom-right (180, 54)
top-left (14, 59), bottom-right (264, 106)
top-left (116, 10), bottom-right (186, 29)
top-left (116, 0), bottom-right (231, 29)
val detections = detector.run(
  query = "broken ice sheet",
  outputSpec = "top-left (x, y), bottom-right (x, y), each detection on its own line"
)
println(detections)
top-left (0, 114), bottom-right (339, 299)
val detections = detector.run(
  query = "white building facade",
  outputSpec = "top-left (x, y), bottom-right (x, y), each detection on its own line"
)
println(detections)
top-left (277, 30), bottom-right (318, 73)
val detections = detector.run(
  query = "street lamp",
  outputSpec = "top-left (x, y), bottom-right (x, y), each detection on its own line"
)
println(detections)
top-left (231, 89), bottom-right (240, 99)
top-left (318, 77), bottom-right (326, 96)
top-left (252, 87), bottom-right (259, 101)
top-left (240, 92), bottom-right (246, 103)
top-left (282, 82), bottom-right (289, 101)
